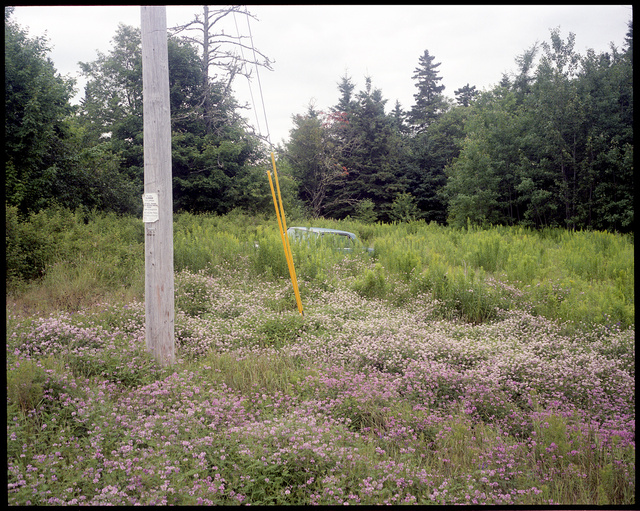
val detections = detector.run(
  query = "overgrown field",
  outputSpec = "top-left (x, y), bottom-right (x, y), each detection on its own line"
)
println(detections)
top-left (6, 207), bottom-right (635, 505)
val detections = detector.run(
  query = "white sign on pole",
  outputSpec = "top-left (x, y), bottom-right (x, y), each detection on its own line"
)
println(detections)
top-left (142, 193), bottom-right (159, 223)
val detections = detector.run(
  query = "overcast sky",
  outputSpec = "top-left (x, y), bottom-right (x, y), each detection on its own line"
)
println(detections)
top-left (10, 4), bottom-right (633, 146)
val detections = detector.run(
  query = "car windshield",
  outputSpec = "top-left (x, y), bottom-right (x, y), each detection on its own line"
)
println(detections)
top-left (288, 227), bottom-right (356, 247)
top-left (284, 227), bottom-right (373, 254)
top-left (321, 232), bottom-right (355, 249)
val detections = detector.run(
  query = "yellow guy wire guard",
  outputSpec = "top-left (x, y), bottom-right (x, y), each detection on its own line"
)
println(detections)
top-left (240, 9), bottom-right (303, 315)
top-left (267, 152), bottom-right (304, 316)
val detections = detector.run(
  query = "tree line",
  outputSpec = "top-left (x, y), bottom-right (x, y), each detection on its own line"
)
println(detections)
top-left (5, 7), bottom-right (633, 232)
top-left (288, 25), bottom-right (633, 231)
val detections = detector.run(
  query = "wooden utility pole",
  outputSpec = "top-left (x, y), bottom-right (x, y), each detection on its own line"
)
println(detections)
top-left (141, 6), bottom-right (175, 366)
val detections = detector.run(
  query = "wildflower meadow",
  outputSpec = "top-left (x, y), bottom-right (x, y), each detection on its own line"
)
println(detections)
top-left (6, 208), bottom-right (635, 505)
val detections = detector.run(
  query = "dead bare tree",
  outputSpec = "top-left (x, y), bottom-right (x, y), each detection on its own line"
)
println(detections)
top-left (169, 5), bottom-right (274, 135)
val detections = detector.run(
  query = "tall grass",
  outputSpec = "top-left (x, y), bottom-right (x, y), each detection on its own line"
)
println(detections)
top-left (6, 205), bottom-right (634, 328)
top-left (366, 221), bottom-right (633, 327)
top-left (6, 205), bottom-right (144, 312)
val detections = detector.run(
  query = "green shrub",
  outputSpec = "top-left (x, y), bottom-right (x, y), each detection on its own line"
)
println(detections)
top-left (465, 229), bottom-right (504, 273)
top-left (354, 199), bottom-right (378, 223)
top-left (352, 263), bottom-right (388, 300)
top-left (251, 232), bottom-right (290, 278)
top-left (5, 204), bottom-right (76, 283)
top-left (173, 213), bottom-right (247, 273)
top-left (6, 205), bottom-right (144, 308)
top-left (389, 193), bottom-right (419, 222)
top-left (395, 247), bottom-right (423, 281)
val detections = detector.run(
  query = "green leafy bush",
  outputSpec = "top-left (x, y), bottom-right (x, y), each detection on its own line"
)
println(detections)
top-left (352, 263), bottom-right (388, 300)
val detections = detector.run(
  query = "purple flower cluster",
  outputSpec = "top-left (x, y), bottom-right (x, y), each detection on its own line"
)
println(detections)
top-left (6, 263), bottom-right (635, 505)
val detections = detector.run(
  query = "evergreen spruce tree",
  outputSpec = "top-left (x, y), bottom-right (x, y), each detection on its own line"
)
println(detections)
top-left (405, 50), bottom-right (451, 222)
top-left (408, 49), bottom-right (448, 131)
top-left (454, 83), bottom-right (479, 106)
top-left (320, 77), bottom-right (406, 220)
top-left (391, 100), bottom-right (410, 135)
top-left (333, 74), bottom-right (357, 114)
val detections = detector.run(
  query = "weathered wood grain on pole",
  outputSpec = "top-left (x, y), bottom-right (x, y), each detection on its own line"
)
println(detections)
top-left (141, 5), bottom-right (175, 366)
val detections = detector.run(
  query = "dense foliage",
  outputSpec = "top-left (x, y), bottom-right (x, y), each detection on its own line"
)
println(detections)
top-left (5, 7), bottom-right (76, 213)
top-left (443, 28), bottom-right (634, 231)
top-left (288, 24), bottom-right (633, 230)
top-left (5, 7), bottom-right (273, 218)
top-left (4, 8), bottom-right (633, 232)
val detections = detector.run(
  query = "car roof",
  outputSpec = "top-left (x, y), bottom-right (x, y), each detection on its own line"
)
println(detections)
top-left (287, 226), bottom-right (357, 238)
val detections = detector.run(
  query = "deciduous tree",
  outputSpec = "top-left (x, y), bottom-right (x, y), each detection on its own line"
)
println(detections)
top-left (287, 105), bottom-right (357, 218)
top-left (5, 7), bottom-right (75, 213)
